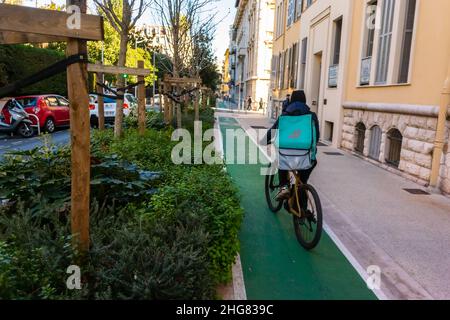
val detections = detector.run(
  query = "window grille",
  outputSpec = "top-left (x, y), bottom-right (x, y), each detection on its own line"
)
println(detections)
top-left (386, 129), bottom-right (403, 167)
top-left (355, 123), bottom-right (366, 154)
top-left (369, 125), bottom-right (382, 160)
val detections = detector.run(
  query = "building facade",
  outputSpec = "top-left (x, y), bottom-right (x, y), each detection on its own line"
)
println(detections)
top-left (269, 0), bottom-right (353, 147)
top-left (134, 25), bottom-right (170, 52)
top-left (265, 0), bottom-right (450, 194)
top-left (231, 0), bottom-right (275, 110)
top-left (341, 0), bottom-right (450, 194)
top-left (269, 0), bottom-right (302, 119)
top-left (221, 48), bottom-right (231, 97)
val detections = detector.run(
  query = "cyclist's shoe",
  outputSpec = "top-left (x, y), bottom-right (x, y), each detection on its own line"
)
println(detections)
top-left (276, 185), bottom-right (290, 201)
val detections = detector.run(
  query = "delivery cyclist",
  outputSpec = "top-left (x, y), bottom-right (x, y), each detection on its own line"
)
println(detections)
top-left (263, 90), bottom-right (320, 201)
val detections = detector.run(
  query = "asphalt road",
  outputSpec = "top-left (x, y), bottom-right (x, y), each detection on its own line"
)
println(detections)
top-left (0, 129), bottom-right (70, 157)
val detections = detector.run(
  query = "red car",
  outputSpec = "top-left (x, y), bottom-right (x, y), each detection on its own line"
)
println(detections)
top-left (15, 95), bottom-right (70, 133)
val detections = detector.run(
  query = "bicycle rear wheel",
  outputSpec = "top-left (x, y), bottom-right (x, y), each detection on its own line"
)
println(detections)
top-left (264, 165), bottom-right (283, 213)
top-left (293, 184), bottom-right (323, 250)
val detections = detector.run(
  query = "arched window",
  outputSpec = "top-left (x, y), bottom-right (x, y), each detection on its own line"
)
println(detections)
top-left (369, 125), bottom-right (382, 160)
top-left (355, 122), bottom-right (366, 154)
top-left (386, 129), bottom-right (403, 167)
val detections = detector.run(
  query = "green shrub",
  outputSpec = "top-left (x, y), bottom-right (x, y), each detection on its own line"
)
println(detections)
top-left (0, 45), bottom-right (67, 96)
top-left (0, 144), bottom-right (160, 211)
top-left (0, 115), bottom-right (243, 299)
top-left (0, 199), bottom-right (215, 299)
top-left (0, 200), bottom-right (76, 299)
top-left (124, 111), bottom-right (166, 131)
top-left (101, 129), bottom-right (243, 285)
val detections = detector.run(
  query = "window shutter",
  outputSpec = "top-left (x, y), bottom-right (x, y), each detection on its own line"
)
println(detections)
top-left (398, 0), bottom-right (416, 83)
top-left (375, 0), bottom-right (396, 84)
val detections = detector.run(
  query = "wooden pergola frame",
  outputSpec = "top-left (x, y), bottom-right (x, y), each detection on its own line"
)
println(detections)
top-left (0, 2), bottom-right (145, 254)
top-left (87, 61), bottom-right (151, 135)
top-left (162, 75), bottom-right (202, 125)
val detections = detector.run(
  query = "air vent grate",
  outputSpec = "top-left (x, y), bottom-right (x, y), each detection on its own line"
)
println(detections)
top-left (324, 152), bottom-right (344, 156)
top-left (403, 189), bottom-right (430, 195)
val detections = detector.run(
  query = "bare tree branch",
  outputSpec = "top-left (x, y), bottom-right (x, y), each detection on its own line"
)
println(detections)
top-left (93, 0), bottom-right (152, 138)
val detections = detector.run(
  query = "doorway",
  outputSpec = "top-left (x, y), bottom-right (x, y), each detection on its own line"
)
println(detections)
top-left (311, 52), bottom-right (323, 130)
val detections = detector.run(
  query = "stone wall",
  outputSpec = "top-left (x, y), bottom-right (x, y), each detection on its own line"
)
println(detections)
top-left (439, 120), bottom-right (450, 194)
top-left (342, 108), bottom-right (438, 185)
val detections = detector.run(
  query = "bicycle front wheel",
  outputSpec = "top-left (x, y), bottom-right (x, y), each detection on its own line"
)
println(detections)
top-left (293, 184), bottom-right (323, 250)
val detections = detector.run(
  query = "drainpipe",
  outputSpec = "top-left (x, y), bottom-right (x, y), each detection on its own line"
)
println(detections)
top-left (429, 60), bottom-right (450, 189)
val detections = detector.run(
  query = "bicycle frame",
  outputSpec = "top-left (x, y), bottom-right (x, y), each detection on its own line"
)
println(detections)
top-left (287, 171), bottom-right (305, 218)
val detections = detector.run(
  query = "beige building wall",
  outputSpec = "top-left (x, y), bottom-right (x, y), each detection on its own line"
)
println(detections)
top-left (297, 0), bottom-right (353, 147)
top-left (341, 0), bottom-right (450, 194)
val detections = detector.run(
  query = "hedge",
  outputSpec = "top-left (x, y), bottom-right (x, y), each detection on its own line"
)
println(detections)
top-left (0, 44), bottom-right (68, 97)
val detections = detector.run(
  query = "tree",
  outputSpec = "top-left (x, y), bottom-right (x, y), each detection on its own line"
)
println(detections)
top-left (152, 0), bottom-right (221, 125)
top-left (93, 0), bottom-right (151, 138)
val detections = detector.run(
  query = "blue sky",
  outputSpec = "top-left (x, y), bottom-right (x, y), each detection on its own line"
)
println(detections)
top-left (25, 0), bottom-right (235, 64)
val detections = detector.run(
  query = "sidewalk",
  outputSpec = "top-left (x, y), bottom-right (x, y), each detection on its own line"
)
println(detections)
top-left (218, 112), bottom-right (450, 300)
top-left (215, 99), bottom-right (267, 115)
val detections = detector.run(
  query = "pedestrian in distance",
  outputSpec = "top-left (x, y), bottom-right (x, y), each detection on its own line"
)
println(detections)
top-left (247, 96), bottom-right (253, 111)
top-left (282, 94), bottom-right (291, 113)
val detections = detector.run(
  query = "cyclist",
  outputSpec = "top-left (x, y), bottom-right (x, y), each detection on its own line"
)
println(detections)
top-left (263, 90), bottom-right (320, 201)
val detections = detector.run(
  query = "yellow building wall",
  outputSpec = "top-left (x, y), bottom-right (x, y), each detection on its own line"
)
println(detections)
top-left (222, 49), bottom-right (230, 94)
top-left (345, 0), bottom-right (450, 106)
top-left (271, 0), bottom-right (302, 101)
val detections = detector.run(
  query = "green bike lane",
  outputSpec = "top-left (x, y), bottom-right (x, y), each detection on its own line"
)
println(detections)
top-left (218, 117), bottom-right (377, 300)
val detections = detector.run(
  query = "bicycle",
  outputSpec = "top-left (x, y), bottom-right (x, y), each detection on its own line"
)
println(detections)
top-left (264, 163), bottom-right (323, 250)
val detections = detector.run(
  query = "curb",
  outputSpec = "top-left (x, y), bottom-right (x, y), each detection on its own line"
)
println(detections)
top-left (214, 113), bottom-right (248, 300)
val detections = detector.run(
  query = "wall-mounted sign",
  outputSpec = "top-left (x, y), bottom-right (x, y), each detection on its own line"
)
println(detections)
top-left (360, 57), bottom-right (372, 85)
top-left (328, 65), bottom-right (339, 88)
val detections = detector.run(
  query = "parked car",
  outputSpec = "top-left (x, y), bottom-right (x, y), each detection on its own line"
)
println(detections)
top-left (15, 95), bottom-right (70, 133)
top-left (88, 94), bottom-right (135, 127)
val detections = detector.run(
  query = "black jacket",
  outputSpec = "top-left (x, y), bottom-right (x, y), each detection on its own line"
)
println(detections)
top-left (265, 101), bottom-right (320, 145)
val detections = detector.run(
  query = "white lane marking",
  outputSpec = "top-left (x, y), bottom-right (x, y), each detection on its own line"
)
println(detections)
top-left (323, 222), bottom-right (387, 300)
top-left (235, 115), bottom-right (389, 300)
top-left (215, 114), bottom-right (247, 300)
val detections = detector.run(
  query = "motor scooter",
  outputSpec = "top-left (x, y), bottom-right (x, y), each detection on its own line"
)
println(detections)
top-left (0, 98), bottom-right (35, 138)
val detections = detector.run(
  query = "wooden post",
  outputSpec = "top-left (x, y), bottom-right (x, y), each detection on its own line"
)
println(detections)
top-left (176, 104), bottom-right (182, 128)
top-left (137, 60), bottom-right (146, 136)
top-left (163, 83), bottom-right (169, 123)
top-left (169, 85), bottom-right (174, 123)
top-left (194, 89), bottom-right (200, 121)
top-left (202, 89), bottom-right (207, 109)
top-left (95, 61), bottom-right (104, 130)
top-left (158, 81), bottom-right (162, 113)
top-left (183, 84), bottom-right (188, 117)
top-left (67, 0), bottom-right (90, 254)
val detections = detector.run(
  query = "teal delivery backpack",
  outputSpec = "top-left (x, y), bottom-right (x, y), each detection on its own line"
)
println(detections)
top-left (275, 114), bottom-right (317, 170)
